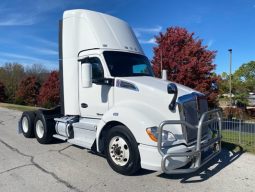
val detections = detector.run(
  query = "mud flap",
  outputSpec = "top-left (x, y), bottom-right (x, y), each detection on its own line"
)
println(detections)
top-left (17, 119), bottom-right (22, 134)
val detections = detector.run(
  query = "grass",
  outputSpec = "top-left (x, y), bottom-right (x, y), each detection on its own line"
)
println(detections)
top-left (0, 102), bottom-right (39, 112)
top-left (222, 130), bottom-right (255, 154)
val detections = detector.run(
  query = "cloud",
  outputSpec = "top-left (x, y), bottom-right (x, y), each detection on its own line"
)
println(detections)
top-left (0, 4), bottom-right (37, 26)
top-left (134, 26), bottom-right (162, 46)
top-left (0, 0), bottom-right (72, 26)
top-left (0, 51), bottom-right (56, 67)
top-left (18, 36), bottom-right (58, 56)
top-left (25, 46), bottom-right (58, 55)
top-left (139, 38), bottom-right (156, 45)
top-left (32, 37), bottom-right (58, 48)
top-left (134, 26), bottom-right (162, 37)
top-left (134, 26), bottom-right (162, 33)
top-left (0, 35), bottom-right (58, 57)
top-left (22, 36), bottom-right (58, 56)
top-left (0, 16), bottom-right (36, 26)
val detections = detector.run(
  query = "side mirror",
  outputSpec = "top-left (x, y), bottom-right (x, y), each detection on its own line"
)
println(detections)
top-left (211, 81), bottom-right (218, 91)
top-left (81, 63), bottom-right (92, 88)
top-left (167, 83), bottom-right (178, 111)
top-left (167, 83), bottom-right (177, 94)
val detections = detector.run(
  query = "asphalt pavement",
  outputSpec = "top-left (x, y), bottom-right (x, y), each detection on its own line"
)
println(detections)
top-left (0, 107), bottom-right (254, 192)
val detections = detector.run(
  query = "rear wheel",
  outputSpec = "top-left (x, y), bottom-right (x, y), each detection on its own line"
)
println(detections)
top-left (21, 111), bottom-right (35, 138)
top-left (35, 119), bottom-right (45, 139)
top-left (105, 125), bottom-right (141, 175)
top-left (34, 112), bottom-right (54, 144)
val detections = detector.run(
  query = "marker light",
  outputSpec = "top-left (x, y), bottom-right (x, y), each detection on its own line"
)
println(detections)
top-left (146, 127), bottom-right (176, 143)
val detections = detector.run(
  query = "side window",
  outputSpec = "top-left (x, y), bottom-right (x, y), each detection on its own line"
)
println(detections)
top-left (82, 57), bottom-right (104, 80)
top-left (133, 64), bottom-right (149, 74)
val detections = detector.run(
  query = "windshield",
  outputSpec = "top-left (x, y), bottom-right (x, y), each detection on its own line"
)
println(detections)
top-left (103, 51), bottom-right (154, 77)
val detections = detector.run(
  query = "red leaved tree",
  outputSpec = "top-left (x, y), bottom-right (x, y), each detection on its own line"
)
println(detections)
top-left (152, 27), bottom-right (219, 107)
top-left (0, 81), bottom-right (6, 102)
top-left (37, 71), bottom-right (60, 108)
top-left (15, 76), bottom-right (41, 105)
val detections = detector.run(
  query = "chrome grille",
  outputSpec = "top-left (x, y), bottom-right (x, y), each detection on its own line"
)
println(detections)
top-left (178, 93), bottom-right (209, 143)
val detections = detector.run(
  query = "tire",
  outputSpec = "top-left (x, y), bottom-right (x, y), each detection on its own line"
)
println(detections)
top-left (21, 111), bottom-right (35, 138)
top-left (34, 112), bottom-right (55, 144)
top-left (105, 125), bottom-right (141, 175)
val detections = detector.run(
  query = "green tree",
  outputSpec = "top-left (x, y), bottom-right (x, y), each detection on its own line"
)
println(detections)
top-left (221, 72), bottom-right (228, 80)
top-left (234, 61), bottom-right (255, 92)
top-left (221, 61), bottom-right (255, 106)
top-left (0, 63), bottom-right (25, 102)
top-left (234, 61), bottom-right (255, 105)
top-left (218, 72), bottom-right (229, 95)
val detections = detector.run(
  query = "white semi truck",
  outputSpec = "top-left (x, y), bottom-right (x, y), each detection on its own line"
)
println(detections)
top-left (19, 9), bottom-right (222, 175)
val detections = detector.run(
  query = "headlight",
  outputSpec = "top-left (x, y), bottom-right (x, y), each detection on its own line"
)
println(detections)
top-left (146, 127), bottom-right (176, 143)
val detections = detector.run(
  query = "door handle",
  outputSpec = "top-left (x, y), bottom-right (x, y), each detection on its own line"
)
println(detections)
top-left (81, 103), bottom-right (88, 108)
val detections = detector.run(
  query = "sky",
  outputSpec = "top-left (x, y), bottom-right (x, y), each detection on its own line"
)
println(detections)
top-left (0, 0), bottom-right (254, 74)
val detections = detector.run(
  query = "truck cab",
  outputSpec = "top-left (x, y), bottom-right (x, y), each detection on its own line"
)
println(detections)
top-left (19, 9), bottom-right (222, 175)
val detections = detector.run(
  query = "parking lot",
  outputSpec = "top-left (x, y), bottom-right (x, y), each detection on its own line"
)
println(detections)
top-left (0, 107), bottom-right (255, 192)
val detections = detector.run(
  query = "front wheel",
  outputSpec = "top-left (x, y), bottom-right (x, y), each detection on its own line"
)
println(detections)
top-left (105, 125), bottom-right (141, 175)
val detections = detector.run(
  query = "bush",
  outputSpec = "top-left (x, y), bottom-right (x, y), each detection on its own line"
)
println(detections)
top-left (223, 107), bottom-right (247, 120)
top-left (0, 81), bottom-right (6, 102)
top-left (247, 108), bottom-right (255, 118)
top-left (15, 76), bottom-right (41, 105)
top-left (37, 71), bottom-right (60, 108)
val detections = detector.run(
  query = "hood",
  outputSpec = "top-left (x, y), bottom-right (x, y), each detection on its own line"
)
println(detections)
top-left (117, 76), bottom-right (200, 98)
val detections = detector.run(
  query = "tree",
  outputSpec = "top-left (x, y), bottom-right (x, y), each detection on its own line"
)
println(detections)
top-left (219, 61), bottom-right (255, 106)
top-left (221, 72), bottom-right (228, 80)
top-left (15, 76), bottom-right (41, 105)
top-left (151, 27), bottom-right (218, 107)
top-left (218, 72), bottom-right (229, 95)
top-left (231, 61), bottom-right (255, 105)
top-left (0, 63), bottom-right (25, 102)
top-left (37, 71), bottom-right (60, 108)
top-left (233, 61), bottom-right (255, 92)
top-left (25, 63), bottom-right (49, 84)
top-left (0, 82), bottom-right (6, 102)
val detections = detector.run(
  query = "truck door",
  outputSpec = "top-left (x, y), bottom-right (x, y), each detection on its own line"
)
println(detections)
top-left (79, 56), bottom-right (110, 118)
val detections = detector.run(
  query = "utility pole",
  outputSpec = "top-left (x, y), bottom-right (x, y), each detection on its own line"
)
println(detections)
top-left (228, 49), bottom-right (232, 107)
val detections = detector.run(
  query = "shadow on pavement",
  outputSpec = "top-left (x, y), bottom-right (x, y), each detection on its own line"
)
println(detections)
top-left (58, 141), bottom-right (243, 179)
top-left (133, 168), bottom-right (155, 176)
top-left (50, 138), bottom-right (66, 144)
top-left (157, 143), bottom-right (244, 183)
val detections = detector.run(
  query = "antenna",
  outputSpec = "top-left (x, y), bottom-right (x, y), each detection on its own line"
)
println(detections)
top-left (160, 48), bottom-right (163, 77)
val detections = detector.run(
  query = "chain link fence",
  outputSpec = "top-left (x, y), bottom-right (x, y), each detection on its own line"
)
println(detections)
top-left (222, 119), bottom-right (255, 152)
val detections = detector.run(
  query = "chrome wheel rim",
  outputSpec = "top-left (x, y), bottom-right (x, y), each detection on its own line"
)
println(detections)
top-left (109, 136), bottom-right (130, 166)
top-left (22, 117), bottom-right (29, 133)
top-left (36, 120), bottom-right (44, 139)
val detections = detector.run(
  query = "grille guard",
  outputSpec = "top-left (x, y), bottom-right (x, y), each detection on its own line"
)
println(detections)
top-left (157, 108), bottom-right (222, 174)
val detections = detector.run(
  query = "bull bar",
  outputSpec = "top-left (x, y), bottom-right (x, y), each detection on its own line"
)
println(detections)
top-left (157, 108), bottom-right (222, 174)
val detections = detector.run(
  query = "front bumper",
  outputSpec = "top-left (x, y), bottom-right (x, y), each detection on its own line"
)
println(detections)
top-left (157, 108), bottom-right (222, 174)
